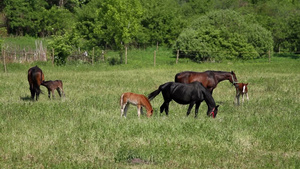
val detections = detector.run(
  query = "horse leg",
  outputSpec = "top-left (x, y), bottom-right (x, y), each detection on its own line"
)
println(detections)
top-left (35, 87), bottom-right (40, 101)
top-left (140, 107), bottom-right (144, 115)
top-left (194, 101), bottom-right (201, 118)
top-left (48, 89), bottom-right (51, 99)
top-left (137, 105), bottom-right (141, 118)
top-left (30, 87), bottom-right (35, 100)
top-left (61, 88), bottom-right (65, 97)
top-left (236, 94), bottom-right (240, 106)
top-left (246, 93), bottom-right (249, 101)
top-left (160, 102), bottom-right (170, 116)
top-left (120, 102), bottom-right (129, 118)
top-left (51, 89), bottom-right (55, 99)
top-left (186, 103), bottom-right (194, 117)
top-left (57, 88), bottom-right (62, 97)
top-left (242, 93), bottom-right (245, 103)
top-left (160, 102), bottom-right (166, 114)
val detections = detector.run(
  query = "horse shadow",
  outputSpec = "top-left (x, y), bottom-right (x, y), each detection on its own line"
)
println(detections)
top-left (20, 96), bottom-right (32, 101)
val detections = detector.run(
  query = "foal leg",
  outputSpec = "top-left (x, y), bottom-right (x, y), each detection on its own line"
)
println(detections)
top-left (51, 89), bottom-right (55, 99)
top-left (137, 105), bottom-right (142, 118)
top-left (242, 93), bottom-right (245, 103)
top-left (121, 102), bottom-right (129, 117)
top-left (246, 93), bottom-right (249, 101)
top-left (48, 89), bottom-right (51, 99)
top-left (236, 94), bottom-right (240, 105)
top-left (57, 88), bottom-right (62, 97)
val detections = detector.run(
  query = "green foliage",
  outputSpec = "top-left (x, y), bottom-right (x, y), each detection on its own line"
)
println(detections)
top-left (3, 0), bottom-right (74, 36)
top-left (47, 35), bottom-right (72, 65)
top-left (174, 10), bottom-right (273, 61)
top-left (75, 0), bottom-right (143, 49)
top-left (139, 0), bottom-right (185, 46)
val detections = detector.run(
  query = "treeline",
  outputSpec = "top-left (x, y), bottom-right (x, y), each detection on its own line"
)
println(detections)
top-left (1, 0), bottom-right (300, 63)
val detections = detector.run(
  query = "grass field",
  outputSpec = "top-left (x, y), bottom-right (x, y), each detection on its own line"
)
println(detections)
top-left (0, 50), bottom-right (299, 168)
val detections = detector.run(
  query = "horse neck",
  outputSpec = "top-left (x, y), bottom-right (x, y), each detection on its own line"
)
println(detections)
top-left (202, 90), bottom-right (216, 109)
top-left (215, 72), bottom-right (232, 83)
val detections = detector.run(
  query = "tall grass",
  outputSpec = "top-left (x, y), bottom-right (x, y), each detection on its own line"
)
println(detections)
top-left (0, 51), bottom-right (299, 168)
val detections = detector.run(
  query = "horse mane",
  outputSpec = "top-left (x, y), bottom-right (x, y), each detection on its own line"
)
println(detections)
top-left (205, 70), bottom-right (231, 74)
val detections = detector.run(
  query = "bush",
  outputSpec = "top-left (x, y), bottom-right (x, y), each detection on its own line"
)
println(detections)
top-left (173, 10), bottom-right (273, 61)
top-left (48, 35), bottom-right (72, 65)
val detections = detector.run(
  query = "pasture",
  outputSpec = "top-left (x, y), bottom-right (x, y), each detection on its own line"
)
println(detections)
top-left (0, 51), bottom-right (299, 168)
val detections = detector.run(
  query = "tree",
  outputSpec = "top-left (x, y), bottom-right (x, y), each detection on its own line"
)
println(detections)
top-left (74, 0), bottom-right (143, 49)
top-left (174, 10), bottom-right (273, 61)
top-left (140, 0), bottom-right (185, 46)
top-left (4, 0), bottom-right (74, 37)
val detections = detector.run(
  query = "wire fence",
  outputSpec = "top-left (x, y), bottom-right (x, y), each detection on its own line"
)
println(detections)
top-left (0, 44), bottom-right (294, 73)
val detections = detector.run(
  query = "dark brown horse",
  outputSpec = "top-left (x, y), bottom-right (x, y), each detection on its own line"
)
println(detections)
top-left (175, 70), bottom-right (238, 94)
top-left (28, 66), bottom-right (45, 100)
top-left (41, 80), bottom-right (65, 99)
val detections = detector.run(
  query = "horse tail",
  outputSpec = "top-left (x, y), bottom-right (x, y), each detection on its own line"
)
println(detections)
top-left (148, 89), bottom-right (161, 101)
top-left (148, 82), bottom-right (172, 101)
top-left (120, 93), bottom-right (124, 107)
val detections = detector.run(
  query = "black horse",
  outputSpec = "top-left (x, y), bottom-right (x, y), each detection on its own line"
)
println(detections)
top-left (148, 81), bottom-right (219, 118)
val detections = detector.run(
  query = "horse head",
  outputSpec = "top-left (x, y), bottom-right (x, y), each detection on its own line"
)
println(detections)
top-left (147, 109), bottom-right (153, 117)
top-left (209, 105), bottom-right (219, 118)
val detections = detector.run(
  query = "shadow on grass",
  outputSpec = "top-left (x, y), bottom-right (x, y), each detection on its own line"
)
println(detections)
top-left (20, 96), bottom-right (32, 101)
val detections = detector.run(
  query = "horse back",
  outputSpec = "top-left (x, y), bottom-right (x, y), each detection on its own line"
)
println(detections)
top-left (28, 66), bottom-right (44, 86)
top-left (175, 71), bottom-right (210, 88)
top-left (121, 92), bottom-right (153, 111)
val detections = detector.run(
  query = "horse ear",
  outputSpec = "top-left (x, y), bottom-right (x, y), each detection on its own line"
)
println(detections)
top-left (231, 71), bottom-right (234, 74)
top-left (216, 105), bottom-right (220, 109)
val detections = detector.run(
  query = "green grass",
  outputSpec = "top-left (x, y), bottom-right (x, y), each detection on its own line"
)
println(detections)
top-left (0, 51), bottom-right (299, 168)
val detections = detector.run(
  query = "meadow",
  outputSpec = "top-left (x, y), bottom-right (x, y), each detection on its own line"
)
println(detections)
top-left (0, 49), bottom-right (299, 168)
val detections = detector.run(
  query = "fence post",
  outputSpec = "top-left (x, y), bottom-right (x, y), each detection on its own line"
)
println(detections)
top-left (156, 41), bottom-right (159, 51)
top-left (268, 50), bottom-right (271, 62)
top-left (2, 47), bottom-right (7, 73)
top-left (52, 48), bottom-right (54, 66)
top-left (92, 47), bottom-right (95, 65)
top-left (125, 46), bottom-right (127, 64)
top-left (154, 50), bottom-right (156, 67)
top-left (176, 49), bottom-right (179, 64)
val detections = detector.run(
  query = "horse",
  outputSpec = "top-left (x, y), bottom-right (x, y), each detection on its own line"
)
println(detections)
top-left (175, 70), bottom-right (238, 94)
top-left (41, 80), bottom-right (65, 99)
top-left (120, 92), bottom-right (153, 118)
top-left (148, 81), bottom-right (219, 118)
top-left (28, 66), bottom-right (45, 101)
top-left (234, 83), bottom-right (249, 105)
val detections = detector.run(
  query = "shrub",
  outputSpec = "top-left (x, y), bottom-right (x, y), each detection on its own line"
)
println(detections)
top-left (173, 10), bottom-right (273, 61)
top-left (48, 35), bottom-right (72, 65)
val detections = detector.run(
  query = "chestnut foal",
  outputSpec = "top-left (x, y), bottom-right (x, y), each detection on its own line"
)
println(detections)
top-left (41, 80), bottom-right (65, 99)
top-left (120, 92), bottom-right (153, 118)
top-left (234, 83), bottom-right (249, 105)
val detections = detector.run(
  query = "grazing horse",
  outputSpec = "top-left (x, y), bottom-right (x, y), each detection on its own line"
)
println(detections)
top-left (175, 70), bottom-right (238, 94)
top-left (28, 66), bottom-right (45, 101)
top-left (120, 92), bottom-right (153, 118)
top-left (234, 83), bottom-right (249, 105)
top-left (148, 81), bottom-right (219, 118)
top-left (41, 80), bottom-right (65, 99)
